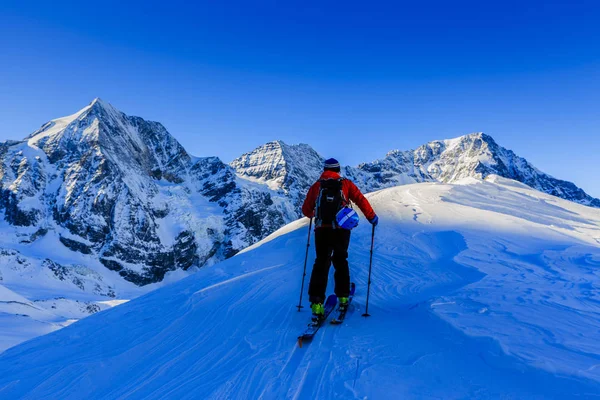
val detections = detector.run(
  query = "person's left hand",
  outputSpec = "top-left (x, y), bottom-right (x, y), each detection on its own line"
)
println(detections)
top-left (369, 215), bottom-right (379, 226)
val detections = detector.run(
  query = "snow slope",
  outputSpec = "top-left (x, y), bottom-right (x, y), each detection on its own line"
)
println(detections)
top-left (0, 284), bottom-right (64, 351)
top-left (1, 176), bottom-right (600, 399)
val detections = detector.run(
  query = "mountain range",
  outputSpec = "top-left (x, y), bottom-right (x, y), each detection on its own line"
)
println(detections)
top-left (2, 98), bottom-right (598, 286)
top-left (1, 98), bottom-right (599, 350)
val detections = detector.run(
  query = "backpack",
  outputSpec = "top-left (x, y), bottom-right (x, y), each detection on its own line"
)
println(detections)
top-left (316, 178), bottom-right (346, 226)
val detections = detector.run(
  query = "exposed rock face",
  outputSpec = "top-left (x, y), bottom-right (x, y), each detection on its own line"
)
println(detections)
top-left (231, 141), bottom-right (324, 211)
top-left (1, 101), bottom-right (597, 287)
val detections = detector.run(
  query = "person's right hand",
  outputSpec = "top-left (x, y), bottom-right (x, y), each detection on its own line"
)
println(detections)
top-left (369, 215), bottom-right (379, 226)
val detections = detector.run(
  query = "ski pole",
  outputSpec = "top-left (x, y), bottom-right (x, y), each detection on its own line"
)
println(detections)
top-left (297, 218), bottom-right (313, 311)
top-left (362, 224), bottom-right (376, 317)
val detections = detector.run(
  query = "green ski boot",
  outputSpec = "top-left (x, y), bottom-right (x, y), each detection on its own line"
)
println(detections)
top-left (311, 303), bottom-right (325, 322)
top-left (338, 297), bottom-right (349, 311)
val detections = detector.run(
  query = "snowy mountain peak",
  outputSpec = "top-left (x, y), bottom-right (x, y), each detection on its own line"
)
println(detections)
top-left (1, 100), bottom-right (308, 291)
top-left (450, 131), bottom-right (487, 142)
top-left (419, 132), bottom-right (492, 155)
top-left (346, 132), bottom-right (600, 207)
top-left (382, 132), bottom-right (489, 161)
top-left (444, 132), bottom-right (497, 152)
top-left (230, 140), bottom-right (324, 193)
top-left (89, 96), bottom-right (107, 107)
top-left (26, 98), bottom-right (124, 158)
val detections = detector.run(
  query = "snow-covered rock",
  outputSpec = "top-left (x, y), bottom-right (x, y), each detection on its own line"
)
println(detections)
top-left (231, 140), bottom-right (324, 212)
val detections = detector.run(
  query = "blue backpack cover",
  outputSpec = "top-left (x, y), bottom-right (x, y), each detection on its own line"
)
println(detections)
top-left (336, 207), bottom-right (359, 230)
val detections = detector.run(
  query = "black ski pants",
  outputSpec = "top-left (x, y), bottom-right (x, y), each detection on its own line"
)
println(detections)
top-left (308, 228), bottom-right (351, 304)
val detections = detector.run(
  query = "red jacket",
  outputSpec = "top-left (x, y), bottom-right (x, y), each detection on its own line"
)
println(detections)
top-left (302, 171), bottom-right (376, 225)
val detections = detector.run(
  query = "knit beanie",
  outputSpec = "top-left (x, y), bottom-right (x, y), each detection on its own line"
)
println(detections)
top-left (324, 158), bottom-right (341, 172)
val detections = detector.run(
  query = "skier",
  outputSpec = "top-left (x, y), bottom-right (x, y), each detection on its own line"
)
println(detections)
top-left (302, 158), bottom-right (378, 321)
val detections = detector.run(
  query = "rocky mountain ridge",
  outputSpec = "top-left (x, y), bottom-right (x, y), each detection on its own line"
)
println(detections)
top-left (344, 133), bottom-right (600, 208)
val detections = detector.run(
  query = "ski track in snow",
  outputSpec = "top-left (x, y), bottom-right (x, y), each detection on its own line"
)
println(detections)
top-left (1, 178), bottom-right (600, 399)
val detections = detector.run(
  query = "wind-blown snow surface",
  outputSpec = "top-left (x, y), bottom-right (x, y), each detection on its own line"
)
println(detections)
top-left (2, 177), bottom-right (600, 399)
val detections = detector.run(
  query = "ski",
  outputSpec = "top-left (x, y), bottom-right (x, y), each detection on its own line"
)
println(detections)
top-left (297, 294), bottom-right (337, 347)
top-left (331, 282), bottom-right (355, 325)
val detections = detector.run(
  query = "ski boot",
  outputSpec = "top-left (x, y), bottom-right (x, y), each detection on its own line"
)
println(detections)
top-left (311, 302), bottom-right (325, 323)
top-left (338, 297), bottom-right (349, 312)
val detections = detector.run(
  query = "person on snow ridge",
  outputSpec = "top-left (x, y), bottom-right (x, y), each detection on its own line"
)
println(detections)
top-left (301, 158), bottom-right (379, 320)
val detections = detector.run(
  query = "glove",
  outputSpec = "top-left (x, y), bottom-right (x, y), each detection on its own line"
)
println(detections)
top-left (369, 215), bottom-right (379, 226)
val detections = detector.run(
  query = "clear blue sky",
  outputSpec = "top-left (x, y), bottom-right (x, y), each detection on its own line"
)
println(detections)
top-left (1, 1), bottom-right (599, 196)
